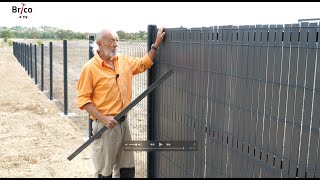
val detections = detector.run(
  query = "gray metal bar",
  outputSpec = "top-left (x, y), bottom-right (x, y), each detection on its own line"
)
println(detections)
top-left (298, 18), bottom-right (320, 22)
top-left (67, 69), bottom-right (174, 161)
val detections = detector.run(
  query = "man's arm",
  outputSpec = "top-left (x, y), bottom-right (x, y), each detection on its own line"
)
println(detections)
top-left (83, 103), bottom-right (118, 129)
top-left (147, 26), bottom-right (166, 60)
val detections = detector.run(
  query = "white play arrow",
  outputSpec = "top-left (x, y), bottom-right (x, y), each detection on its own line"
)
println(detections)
top-left (159, 142), bottom-right (163, 147)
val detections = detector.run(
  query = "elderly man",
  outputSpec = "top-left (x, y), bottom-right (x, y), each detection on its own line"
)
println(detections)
top-left (77, 27), bottom-right (165, 178)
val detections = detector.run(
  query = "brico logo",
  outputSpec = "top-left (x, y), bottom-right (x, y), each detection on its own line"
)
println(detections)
top-left (12, 3), bottom-right (32, 19)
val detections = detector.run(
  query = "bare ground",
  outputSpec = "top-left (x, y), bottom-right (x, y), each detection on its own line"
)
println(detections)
top-left (0, 42), bottom-right (95, 177)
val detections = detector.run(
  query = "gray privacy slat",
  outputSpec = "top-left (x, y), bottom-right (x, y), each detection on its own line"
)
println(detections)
top-left (240, 25), bottom-right (250, 178)
top-left (162, 29), bottom-right (170, 178)
top-left (182, 28), bottom-right (190, 178)
top-left (288, 22), bottom-right (309, 177)
top-left (201, 26), bottom-right (212, 178)
top-left (234, 26), bottom-right (242, 178)
top-left (314, 91), bottom-right (320, 177)
top-left (168, 29), bottom-right (174, 178)
top-left (239, 26), bottom-right (250, 177)
top-left (284, 23), bottom-right (300, 178)
top-left (214, 26), bottom-right (224, 178)
top-left (259, 24), bottom-right (270, 177)
top-left (206, 27), bottom-right (214, 178)
top-left (178, 29), bottom-right (185, 178)
top-left (275, 23), bottom-right (288, 176)
top-left (307, 90), bottom-right (320, 178)
top-left (312, 25), bottom-right (320, 178)
top-left (230, 26), bottom-right (240, 177)
top-left (234, 26), bottom-right (241, 178)
top-left (172, 29), bottom-right (179, 178)
top-left (173, 30), bottom-right (179, 178)
top-left (209, 26), bottom-right (219, 178)
top-left (198, 27), bottom-right (208, 178)
top-left (278, 24), bottom-right (292, 178)
top-left (268, 24), bottom-right (283, 177)
top-left (179, 29), bottom-right (189, 177)
top-left (222, 25), bottom-right (233, 177)
top-left (189, 28), bottom-right (200, 178)
top-left (174, 30), bottom-right (180, 178)
top-left (193, 27), bottom-right (203, 178)
top-left (253, 24), bottom-right (263, 178)
top-left (264, 24), bottom-right (277, 178)
top-left (226, 26), bottom-right (236, 177)
top-left (295, 22), bottom-right (309, 178)
top-left (181, 28), bottom-right (190, 178)
top-left (298, 22), bottom-right (318, 178)
top-left (149, 23), bottom-right (320, 178)
top-left (224, 25), bottom-right (234, 178)
top-left (180, 29), bottom-right (188, 178)
top-left (246, 25), bottom-right (256, 178)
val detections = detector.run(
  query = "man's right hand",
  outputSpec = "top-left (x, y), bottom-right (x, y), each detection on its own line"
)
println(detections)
top-left (99, 116), bottom-right (118, 129)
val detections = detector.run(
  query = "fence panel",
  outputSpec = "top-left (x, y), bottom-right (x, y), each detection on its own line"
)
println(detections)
top-left (13, 22), bottom-right (320, 178)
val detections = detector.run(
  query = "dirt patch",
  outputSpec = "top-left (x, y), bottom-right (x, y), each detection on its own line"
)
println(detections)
top-left (0, 42), bottom-right (94, 178)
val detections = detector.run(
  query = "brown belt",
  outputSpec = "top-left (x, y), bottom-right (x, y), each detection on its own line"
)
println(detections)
top-left (91, 115), bottom-right (127, 123)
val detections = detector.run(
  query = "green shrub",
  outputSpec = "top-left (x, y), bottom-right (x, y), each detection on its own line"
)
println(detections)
top-left (37, 40), bottom-right (43, 46)
top-left (7, 39), bottom-right (13, 46)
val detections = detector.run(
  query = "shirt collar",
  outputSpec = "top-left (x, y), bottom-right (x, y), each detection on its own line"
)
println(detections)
top-left (94, 52), bottom-right (118, 67)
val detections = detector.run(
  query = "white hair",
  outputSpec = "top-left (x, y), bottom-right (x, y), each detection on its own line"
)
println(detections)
top-left (90, 30), bottom-right (104, 54)
top-left (90, 29), bottom-right (118, 54)
top-left (90, 40), bottom-right (100, 54)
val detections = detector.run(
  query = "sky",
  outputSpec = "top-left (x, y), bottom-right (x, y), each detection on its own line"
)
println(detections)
top-left (1, 2), bottom-right (320, 33)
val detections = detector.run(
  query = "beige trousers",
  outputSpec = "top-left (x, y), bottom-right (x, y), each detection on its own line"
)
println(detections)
top-left (91, 118), bottom-right (135, 178)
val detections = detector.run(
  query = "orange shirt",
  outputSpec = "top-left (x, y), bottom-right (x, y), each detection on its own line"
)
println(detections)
top-left (77, 52), bottom-right (153, 119)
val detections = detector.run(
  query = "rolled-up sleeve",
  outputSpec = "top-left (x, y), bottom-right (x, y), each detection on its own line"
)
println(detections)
top-left (77, 65), bottom-right (93, 110)
top-left (129, 54), bottom-right (154, 75)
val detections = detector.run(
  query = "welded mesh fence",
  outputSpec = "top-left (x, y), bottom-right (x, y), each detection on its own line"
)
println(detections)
top-left (13, 38), bottom-right (148, 178)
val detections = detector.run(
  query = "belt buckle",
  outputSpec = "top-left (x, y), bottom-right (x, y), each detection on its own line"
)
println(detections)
top-left (119, 115), bottom-right (127, 123)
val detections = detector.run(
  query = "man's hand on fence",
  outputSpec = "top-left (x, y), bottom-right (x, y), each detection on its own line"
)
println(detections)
top-left (154, 26), bottom-right (166, 48)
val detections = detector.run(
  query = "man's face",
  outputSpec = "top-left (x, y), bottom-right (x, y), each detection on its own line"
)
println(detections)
top-left (99, 32), bottom-right (119, 59)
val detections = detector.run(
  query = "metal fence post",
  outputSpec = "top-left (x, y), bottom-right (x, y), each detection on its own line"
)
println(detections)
top-left (27, 44), bottom-right (29, 75)
top-left (88, 35), bottom-right (95, 137)
top-left (22, 43), bottom-right (26, 70)
top-left (41, 44), bottom-right (44, 91)
top-left (63, 40), bottom-right (68, 115)
top-left (30, 43), bottom-right (33, 79)
top-left (28, 44), bottom-right (30, 76)
top-left (18, 43), bottom-right (21, 65)
top-left (147, 24), bottom-right (157, 178)
top-left (49, 42), bottom-right (53, 100)
top-left (34, 44), bottom-right (37, 85)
